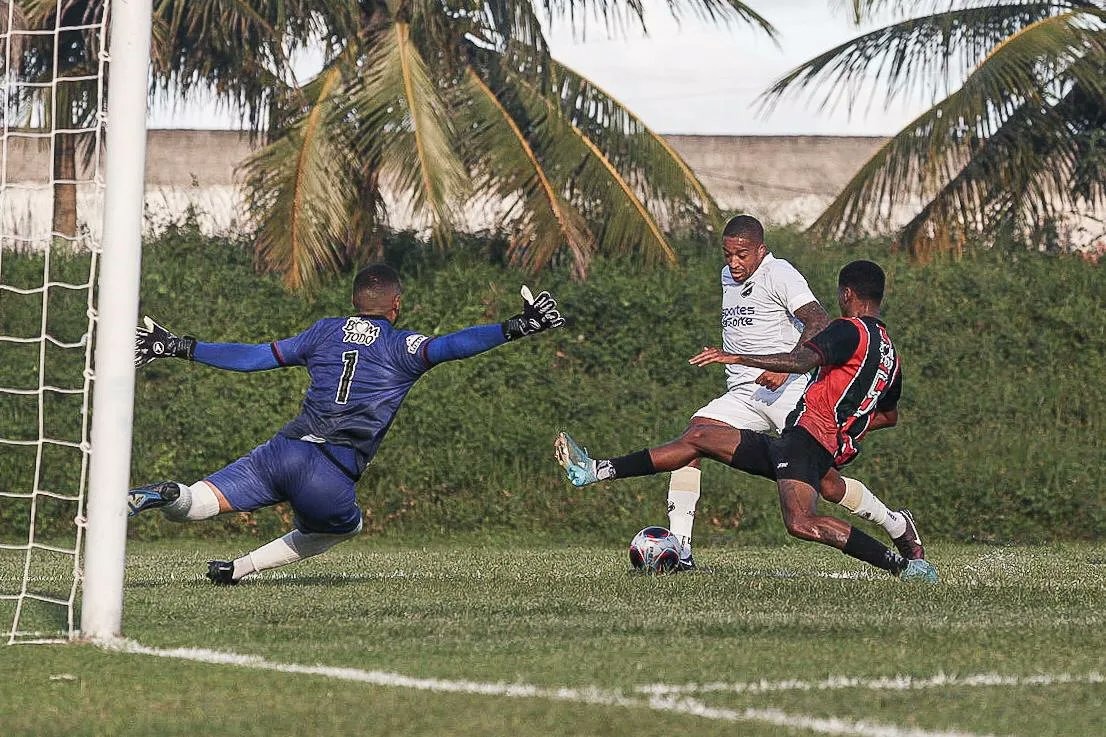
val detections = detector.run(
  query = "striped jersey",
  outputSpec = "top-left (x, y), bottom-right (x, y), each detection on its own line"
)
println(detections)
top-left (788, 316), bottom-right (902, 466)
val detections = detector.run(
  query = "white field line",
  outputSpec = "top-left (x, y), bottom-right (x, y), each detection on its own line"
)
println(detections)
top-left (637, 671), bottom-right (1106, 697)
top-left (98, 639), bottom-right (1002, 737)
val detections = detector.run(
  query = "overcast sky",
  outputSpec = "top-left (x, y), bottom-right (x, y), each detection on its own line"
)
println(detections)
top-left (149, 1), bottom-right (928, 136)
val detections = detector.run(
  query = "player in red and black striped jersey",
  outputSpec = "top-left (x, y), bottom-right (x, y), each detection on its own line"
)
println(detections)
top-left (790, 311), bottom-right (902, 469)
top-left (689, 260), bottom-right (936, 582)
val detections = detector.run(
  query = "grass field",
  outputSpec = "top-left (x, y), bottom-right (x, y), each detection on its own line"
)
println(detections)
top-left (4, 538), bottom-right (1106, 736)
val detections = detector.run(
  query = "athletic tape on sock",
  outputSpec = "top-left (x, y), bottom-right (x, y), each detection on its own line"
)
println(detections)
top-left (667, 467), bottom-right (701, 548)
top-left (163, 482), bottom-right (220, 522)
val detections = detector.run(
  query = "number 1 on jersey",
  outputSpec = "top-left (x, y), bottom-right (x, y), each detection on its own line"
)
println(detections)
top-left (336, 350), bottom-right (358, 404)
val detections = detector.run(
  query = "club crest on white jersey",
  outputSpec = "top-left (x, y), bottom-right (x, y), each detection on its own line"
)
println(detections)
top-left (342, 317), bottom-right (381, 346)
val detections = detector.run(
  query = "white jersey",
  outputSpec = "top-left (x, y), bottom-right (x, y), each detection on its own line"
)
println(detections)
top-left (720, 253), bottom-right (816, 389)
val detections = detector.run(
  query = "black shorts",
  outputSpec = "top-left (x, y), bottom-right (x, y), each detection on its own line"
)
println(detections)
top-left (768, 427), bottom-right (835, 489)
top-left (729, 429), bottom-right (777, 480)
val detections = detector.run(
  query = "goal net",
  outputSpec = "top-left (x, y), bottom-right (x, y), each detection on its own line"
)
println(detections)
top-left (1, 0), bottom-right (150, 644)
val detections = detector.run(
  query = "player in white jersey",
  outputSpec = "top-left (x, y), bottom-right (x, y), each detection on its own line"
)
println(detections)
top-left (668, 215), bottom-right (828, 568)
top-left (555, 215), bottom-right (923, 570)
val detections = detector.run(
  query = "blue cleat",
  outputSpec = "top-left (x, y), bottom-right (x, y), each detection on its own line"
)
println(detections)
top-left (899, 557), bottom-right (939, 584)
top-left (127, 481), bottom-right (180, 517)
top-left (554, 432), bottom-right (599, 487)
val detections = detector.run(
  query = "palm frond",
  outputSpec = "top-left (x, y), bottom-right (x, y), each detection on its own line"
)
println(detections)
top-left (477, 0), bottom-right (551, 56)
top-left (241, 65), bottom-right (355, 290)
top-left (807, 10), bottom-right (1106, 245)
top-left (150, 0), bottom-right (342, 131)
top-left (547, 58), bottom-right (723, 232)
top-left (657, 0), bottom-right (776, 33)
top-left (533, 0), bottom-right (774, 39)
top-left (462, 66), bottom-right (595, 276)
top-left (760, 2), bottom-right (1101, 115)
top-left (898, 54), bottom-right (1106, 256)
top-left (507, 71), bottom-right (677, 265)
top-left (346, 20), bottom-right (468, 238)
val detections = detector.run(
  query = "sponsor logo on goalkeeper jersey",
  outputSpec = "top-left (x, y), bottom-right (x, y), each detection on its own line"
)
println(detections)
top-left (405, 334), bottom-right (429, 354)
top-left (342, 317), bottom-right (380, 346)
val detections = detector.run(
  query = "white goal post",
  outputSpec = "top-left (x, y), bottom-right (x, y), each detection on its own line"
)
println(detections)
top-left (80, 0), bottom-right (153, 641)
top-left (0, 0), bottom-right (151, 644)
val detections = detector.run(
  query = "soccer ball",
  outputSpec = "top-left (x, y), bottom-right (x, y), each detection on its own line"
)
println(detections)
top-left (628, 526), bottom-right (682, 574)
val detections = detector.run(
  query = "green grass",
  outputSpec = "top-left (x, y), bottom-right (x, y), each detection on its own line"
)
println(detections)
top-left (3, 539), bottom-right (1106, 736)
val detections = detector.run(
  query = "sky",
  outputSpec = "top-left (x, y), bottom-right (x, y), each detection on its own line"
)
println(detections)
top-left (148, 1), bottom-right (929, 136)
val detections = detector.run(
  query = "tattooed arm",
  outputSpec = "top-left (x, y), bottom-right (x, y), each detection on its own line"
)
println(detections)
top-left (689, 345), bottom-right (822, 374)
top-left (752, 300), bottom-right (831, 389)
top-left (793, 300), bottom-right (830, 346)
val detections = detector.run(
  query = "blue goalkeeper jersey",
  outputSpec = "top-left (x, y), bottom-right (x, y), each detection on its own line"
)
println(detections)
top-left (270, 315), bottom-right (432, 464)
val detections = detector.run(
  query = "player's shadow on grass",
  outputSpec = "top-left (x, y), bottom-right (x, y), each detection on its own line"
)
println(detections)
top-left (126, 573), bottom-right (388, 589)
top-left (234, 573), bottom-right (394, 587)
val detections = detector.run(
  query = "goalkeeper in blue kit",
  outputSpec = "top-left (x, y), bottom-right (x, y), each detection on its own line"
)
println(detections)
top-left (128, 264), bottom-right (564, 585)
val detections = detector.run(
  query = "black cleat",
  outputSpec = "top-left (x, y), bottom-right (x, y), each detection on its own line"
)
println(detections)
top-left (677, 554), bottom-right (697, 572)
top-left (206, 560), bottom-right (238, 586)
top-left (127, 482), bottom-right (180, 517)
top-left (892, 509), bottom-right (925, 560)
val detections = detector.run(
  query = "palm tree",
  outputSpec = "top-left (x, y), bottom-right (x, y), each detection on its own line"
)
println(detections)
top-left (152, 0), bottom-right (775, 289)
top-left (761, 0), bottom-right (1106, 257)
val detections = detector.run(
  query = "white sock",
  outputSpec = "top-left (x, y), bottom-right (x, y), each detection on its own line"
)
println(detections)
top-left (667, 466), bottom-right (701, 559)
top-left (163, 481), bottom-right (221, 522)
top-left (839, 477), bottom-right (907, 539)
top-left (232, 521), bottom-right (362, 581)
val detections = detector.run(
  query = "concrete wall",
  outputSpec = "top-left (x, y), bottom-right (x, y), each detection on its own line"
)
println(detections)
top-left (0, 129), bottom-right (886, 247)
top-left (135, 131), bottom-right (888, 229)
top-left (1, 130), bottom-right (1099, 248)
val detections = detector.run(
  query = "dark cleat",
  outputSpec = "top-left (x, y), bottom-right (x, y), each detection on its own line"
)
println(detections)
top-left (206, 560), bottom-right (237, 586)
top-left (127, 482), bottom-right (180, 517)
top-left (892, 509), bottom-right (925, 560)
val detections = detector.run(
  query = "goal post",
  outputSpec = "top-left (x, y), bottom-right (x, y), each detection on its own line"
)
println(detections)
top-left (79, 0), bottom-right (153, 641)
top-left (0, 0), bottom-right (152, 644)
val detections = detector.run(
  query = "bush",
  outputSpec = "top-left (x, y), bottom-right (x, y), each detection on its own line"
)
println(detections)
top-left (2, 224), bottom-right (1103, 545)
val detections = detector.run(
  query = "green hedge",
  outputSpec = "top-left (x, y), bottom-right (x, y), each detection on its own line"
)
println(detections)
top-left (2, 222), bottom-right (1103, 545)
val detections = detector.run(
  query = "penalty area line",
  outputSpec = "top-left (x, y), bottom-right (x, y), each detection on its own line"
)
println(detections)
top-left (98, 639), bottom-right (1000, 737)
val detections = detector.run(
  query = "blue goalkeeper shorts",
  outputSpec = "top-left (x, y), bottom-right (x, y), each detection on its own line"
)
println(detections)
top-left (206, 434), bottom-right (363, 534)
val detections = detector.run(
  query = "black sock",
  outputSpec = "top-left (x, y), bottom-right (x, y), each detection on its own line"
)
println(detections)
top-left (607, 449), bottom-right (656, 480)
top-left (842, 527), bottom-right (904, 574)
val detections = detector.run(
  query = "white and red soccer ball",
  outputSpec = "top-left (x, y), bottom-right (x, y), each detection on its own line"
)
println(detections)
top-left (628, 526), bottom-right (681, 574)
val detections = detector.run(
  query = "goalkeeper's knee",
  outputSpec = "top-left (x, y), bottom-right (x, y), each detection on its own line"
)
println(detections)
top-left (163, 482), bottom-right (221, 522)
top-left (286, 521), bottom-right (363, 559)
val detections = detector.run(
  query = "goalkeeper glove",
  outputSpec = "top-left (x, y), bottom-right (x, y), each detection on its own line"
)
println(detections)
top-left (503, 286), bottom-right (565, 341)
top-left (135, 316), bottom-right (196, 367)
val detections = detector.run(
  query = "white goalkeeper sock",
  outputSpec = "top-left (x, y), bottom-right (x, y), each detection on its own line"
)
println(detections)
top-left (231, 521), bottom-right (363, 581)
top-left (838, 477), bottom-right (907, 539)
top-left (162, 482), bottom-right (220, 522)
top-left (667, 466), bottom-right (701, 559)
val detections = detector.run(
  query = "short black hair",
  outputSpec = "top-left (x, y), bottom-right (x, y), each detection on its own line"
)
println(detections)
top-left (838, 260), bottom-right (885, 302)
top-left (722, 214), bottom-right (764, 243)
top-left (353, 263), bottom-right (402, 302)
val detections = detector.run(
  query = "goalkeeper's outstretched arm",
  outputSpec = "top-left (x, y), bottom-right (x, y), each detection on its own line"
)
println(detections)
top-left (135, 316), bottom-right (280, 372)
top-left (425, 285), bottom-right (565, 366)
